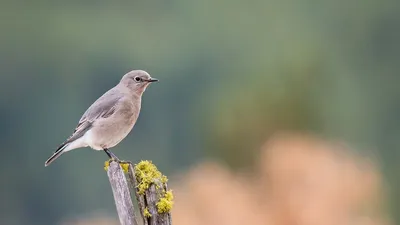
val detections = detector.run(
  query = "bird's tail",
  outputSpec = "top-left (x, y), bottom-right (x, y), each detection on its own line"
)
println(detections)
top-left (44, 142), bottom-right (69, 167)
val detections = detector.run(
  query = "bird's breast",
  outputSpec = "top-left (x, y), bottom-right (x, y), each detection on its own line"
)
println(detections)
top-left (88, 100), bottom-right (140, 149)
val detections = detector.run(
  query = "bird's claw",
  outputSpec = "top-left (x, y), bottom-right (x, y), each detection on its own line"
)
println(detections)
top-left (104, 159), bottom-right (132, 173)
top-left (118, 160), bottom-right (132, 165)
top-left (109, 157), bottom-right (120, 162)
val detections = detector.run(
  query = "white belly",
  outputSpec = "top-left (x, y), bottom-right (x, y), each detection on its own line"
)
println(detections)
top-left (83, 130), bottom-right (104, 150)
top-left (84, 126), bottom-right (133, 150)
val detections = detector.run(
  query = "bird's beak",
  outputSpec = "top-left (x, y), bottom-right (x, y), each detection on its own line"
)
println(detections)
top-left (148, 78), bottom-right (159, 83)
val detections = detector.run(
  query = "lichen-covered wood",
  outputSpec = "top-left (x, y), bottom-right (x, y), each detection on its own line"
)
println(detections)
top-left (132, 161), bottom-right (173, 225)
top-left (106, 160), bottom-right (173, 225)
top-left (127, 164), bottom-right (149, 225)
top-left (106, 161), bottom-right (138, 225)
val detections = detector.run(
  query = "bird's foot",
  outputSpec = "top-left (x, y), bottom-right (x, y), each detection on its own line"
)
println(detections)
top-left (118, 160), bottom-right (132, 164)
top-left (104, 158), bottom-right (119, 171)
top-left (104, 158), bottom-right (132, 173)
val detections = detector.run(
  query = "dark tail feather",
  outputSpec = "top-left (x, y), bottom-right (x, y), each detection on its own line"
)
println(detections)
top-left (44, 143), bottom-right (69, 167)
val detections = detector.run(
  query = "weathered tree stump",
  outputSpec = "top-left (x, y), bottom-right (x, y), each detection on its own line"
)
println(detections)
top-left (106, 160), bottom-right (173, 225)
top-left (107, 161), bottom-right (138, 225)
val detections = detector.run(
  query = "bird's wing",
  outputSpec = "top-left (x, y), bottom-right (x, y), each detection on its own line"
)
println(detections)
top-left (67, 88), bottom-right (122, 144)
top-left (78, 90), bottom-right (121, 123)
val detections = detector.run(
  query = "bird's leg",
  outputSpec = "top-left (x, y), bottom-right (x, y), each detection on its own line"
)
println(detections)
top-left (103, 148), bottom-right (113, 159)
top-left (103, 148), bottom-right (132, 173)
top-left (103, 148), bottom-right (120, 161)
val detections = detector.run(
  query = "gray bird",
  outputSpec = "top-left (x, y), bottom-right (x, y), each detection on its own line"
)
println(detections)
top-left (44, 70), bottom-right (158, 167)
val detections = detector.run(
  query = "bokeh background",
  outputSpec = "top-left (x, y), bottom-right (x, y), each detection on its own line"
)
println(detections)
top-left (1, 0), bottom-right (399, 224)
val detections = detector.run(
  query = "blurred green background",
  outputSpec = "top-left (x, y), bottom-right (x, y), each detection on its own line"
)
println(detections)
top-left (0, 0), bottom-right (399, 224)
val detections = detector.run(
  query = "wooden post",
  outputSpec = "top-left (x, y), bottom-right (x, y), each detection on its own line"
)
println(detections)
top-left (127, 165), bottom-right (149, 225)
top-left (106, 160), bottom-right (173, 225)
top-left (127, 163), bottom-right (173, 225)
top-left (107, 161), bottom-right (138, 225)
top-left (143, 182), bottom-right (173, 225)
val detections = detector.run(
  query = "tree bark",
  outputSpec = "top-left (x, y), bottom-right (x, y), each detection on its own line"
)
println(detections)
top-left (144, 182), bottom-right (173, 225)
top-left (107, 161), bottom-right (172, 225)
top-left (107, 161), bottom-right (138, 225)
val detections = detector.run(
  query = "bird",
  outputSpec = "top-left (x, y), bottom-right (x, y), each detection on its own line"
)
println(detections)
top-left (44, 70), bottom-right (158, 167)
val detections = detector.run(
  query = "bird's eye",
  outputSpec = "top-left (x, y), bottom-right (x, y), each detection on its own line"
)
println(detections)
top-left (134, 76), bottom-right (142, 82)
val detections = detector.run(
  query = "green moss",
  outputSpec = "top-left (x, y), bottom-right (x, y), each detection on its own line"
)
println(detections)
top-left (143, 207), bottom-right (152, 218)
top-left (156, 190), bottom-right (174, 214)
top-left (134, 160), bottom-right (168, 195)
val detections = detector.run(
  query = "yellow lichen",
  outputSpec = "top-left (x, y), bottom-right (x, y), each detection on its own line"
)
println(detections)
top-left (134, 160), bottom-right (168, 195)
top-left (120, 162), bottom-right (130, 173)
top-left (104, 160), bottom-right (110, 171)
top-left (143, 207), bottom-right (152, 218)
top-left (105, 160), bottom-right (131, 173)
top-left (156, 190), bottom-right (174, 214)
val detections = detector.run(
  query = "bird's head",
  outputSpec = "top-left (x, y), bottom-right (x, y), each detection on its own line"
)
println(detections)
top-left (120, 70), bottom-right (158, 95)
